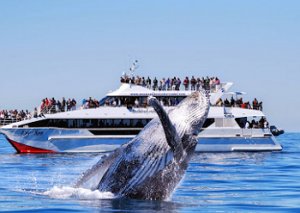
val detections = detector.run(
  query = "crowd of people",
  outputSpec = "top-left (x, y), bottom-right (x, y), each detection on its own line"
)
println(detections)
top-left (0, 97), bottom-right (78, 125)
top-left (245, 117), bottom-right (269, 129)
top-left (120, 75), bottom-right (221, 91)
top-left (215, 97), bottom-right (263, 110)
top-left (40, 97), bottom-right (77, 113)
top-left (0, 109), bottom-right (34, 122)
top-left (82, 97), bottom-right (100, 109)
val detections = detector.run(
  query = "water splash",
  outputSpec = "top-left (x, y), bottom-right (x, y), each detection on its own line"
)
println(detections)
top-left (43, 186), bottom-right (115, 200)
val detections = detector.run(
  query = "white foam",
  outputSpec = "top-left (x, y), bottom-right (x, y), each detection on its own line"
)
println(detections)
top-left (43, 186), bottom-right (115, 200)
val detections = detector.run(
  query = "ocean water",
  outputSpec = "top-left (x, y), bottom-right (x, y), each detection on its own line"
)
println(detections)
top-left (0, 133), bottom-right (299, 213)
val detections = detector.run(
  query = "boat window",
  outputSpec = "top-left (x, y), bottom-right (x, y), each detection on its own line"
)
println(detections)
top-left (114, 119), bottom-right (122, 127)
top-left (141, 119), bottom-right (149, 126)
top-left (56, 119), bottom-right (67, 128)
top-left (21, 119), bottom-right (50, 128)
top-left (68, 119), bottom-right (76, 128)
top-left (98, 119), bottom-right (105, 127)
top-left (106, 119), bottom-right (114, 127)
top-left (178, 97), bottom-right (185, 102)
top-left (20, 118), bottom-right (152, 129)
top-left (99, 97), bottom-right (108, 106)
top-left (91, 119), bottom-right (99, 127)
top-left (123, 119), bottom-right (131, 127)
top-left (202, 118), bottom-right (215, 128)
top-left (132, 119), bottom-right (148, 127)
top-left (235, 117), bottom-right (247, 128)
top-left (48, 119), bottom-right (55, 127)
top-left (82, 119), bottom-right (91, 128)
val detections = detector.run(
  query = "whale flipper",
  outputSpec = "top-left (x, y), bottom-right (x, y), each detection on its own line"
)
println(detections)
top-left (147, 97), bottom-right (182, 153)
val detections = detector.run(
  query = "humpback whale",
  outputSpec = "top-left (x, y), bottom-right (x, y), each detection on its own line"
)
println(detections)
top-left (73, 89), bottom-right (210, 201)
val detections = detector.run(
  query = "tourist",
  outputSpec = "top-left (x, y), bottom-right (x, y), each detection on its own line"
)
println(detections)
top-left (82, 98), bottom-right (86, 109)
top-left (174, 98), bottom-right (179, 105)
top-left (196, 77), bottom-right (201, 91)
top-left (112, 99), bottom-right (117, 107)
top-left (224, 98), bottom-right (230, 107)
top-left (56, 101), bottom-right (61, 112)
top-left (183, 77), bottom-right (189, 90)
top-left (153, 77), bottom-right (158, 90)
top-left (190, 76), bottom-right (196, 90)
top-left (205, 76), bottom-right (210, 90)
top-left (61, 97), bottom-right (66, 112)
top-left (71, 99), bottom-right (76, 110)
top-left (230, 96), bottom-right (235, 107)
top-left (134, 98), bottom-right (139, 108)
top-left (162, 78), bottom-right (166, 90)
top-left (66, 98), bottom-right (72, 111)
top-left (166, 78), bottom-right (170, 90)
top-left (118, 98), bottom-right (121, 107)
top-left (253, 98), bottom-right (258, 110)
top-left (175, 78), bottom-right (181, 90)
top-left (141, 77), bottom-right (146, 87)
top-left (33, 107), bottom-right (38, 118)
top-left (168, 98), bottom-right (173, 106)
top-left (135, 75), bottom-right (140, 85)
top-left (120, 77), bottom-right (125, 83)
top-left (142, 98), bottom-right (147, 108)
top-left (146, 76), bottom-right (151, 89)
top-left (216, 98), bottom-right (223, 106)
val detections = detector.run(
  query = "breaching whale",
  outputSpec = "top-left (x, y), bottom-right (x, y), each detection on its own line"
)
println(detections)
top-left (73, 89), bottom-right (210, 201)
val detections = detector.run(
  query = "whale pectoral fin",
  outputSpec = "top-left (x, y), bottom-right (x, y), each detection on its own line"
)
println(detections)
top-left (72, 144), bottom-right (125, 188)
top-left (147, 96), bottom-right (183, 152)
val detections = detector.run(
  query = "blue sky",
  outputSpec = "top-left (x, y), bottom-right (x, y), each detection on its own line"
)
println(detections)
top-left (0, 0), bottom-right (299, 132)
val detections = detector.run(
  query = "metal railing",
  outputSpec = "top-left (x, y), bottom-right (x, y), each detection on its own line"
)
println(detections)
top-left (0, 118), bottom-right (24, 127)
top-left (213, 104), bottom-right (263, 111)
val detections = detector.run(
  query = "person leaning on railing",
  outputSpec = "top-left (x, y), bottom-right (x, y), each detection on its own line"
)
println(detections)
top-left (190, 76), bottom-right (196, 91)
top-left (252, 98), bottom-right (259, 110)
top-left (153, 77), bottom-right (158, 90)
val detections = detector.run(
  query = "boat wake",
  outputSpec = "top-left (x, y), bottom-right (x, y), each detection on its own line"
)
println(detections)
top-left (41, 186), bottom-right (115, 200)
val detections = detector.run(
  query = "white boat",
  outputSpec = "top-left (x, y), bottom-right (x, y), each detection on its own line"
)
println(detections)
top-left (0, 62), bottom-right (282, 153)
top-left (0, 81), bottom-right (282, 153)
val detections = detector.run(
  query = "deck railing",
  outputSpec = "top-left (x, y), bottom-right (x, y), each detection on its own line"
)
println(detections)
top-left (0, 118), bottom-right (23, 127)
top-left (150, 82), bottom-right (224, 93)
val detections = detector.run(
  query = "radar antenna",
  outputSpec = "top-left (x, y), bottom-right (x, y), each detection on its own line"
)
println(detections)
top-left (121, 59), bottom-right (139, 83)
top-left (129, 60), bottom-right (139, 79)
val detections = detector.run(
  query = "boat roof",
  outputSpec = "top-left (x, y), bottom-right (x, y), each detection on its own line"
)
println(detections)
top-left (224, 92), bottom-right (247, 95)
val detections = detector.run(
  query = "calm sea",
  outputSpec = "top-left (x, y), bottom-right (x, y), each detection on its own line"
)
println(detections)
top-left (0, 133), bottom-right (299, 213)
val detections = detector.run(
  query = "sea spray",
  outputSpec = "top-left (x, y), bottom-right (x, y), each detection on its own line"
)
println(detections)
top-left (43, 186), bottom-right (115, 200)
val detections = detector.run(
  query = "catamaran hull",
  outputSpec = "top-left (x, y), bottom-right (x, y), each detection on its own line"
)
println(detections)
top-left (0, 128), bottom-right (282, 153)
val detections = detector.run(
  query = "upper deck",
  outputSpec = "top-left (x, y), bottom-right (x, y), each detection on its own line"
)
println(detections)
top-left (106, 82), bottom-right (233, 105)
